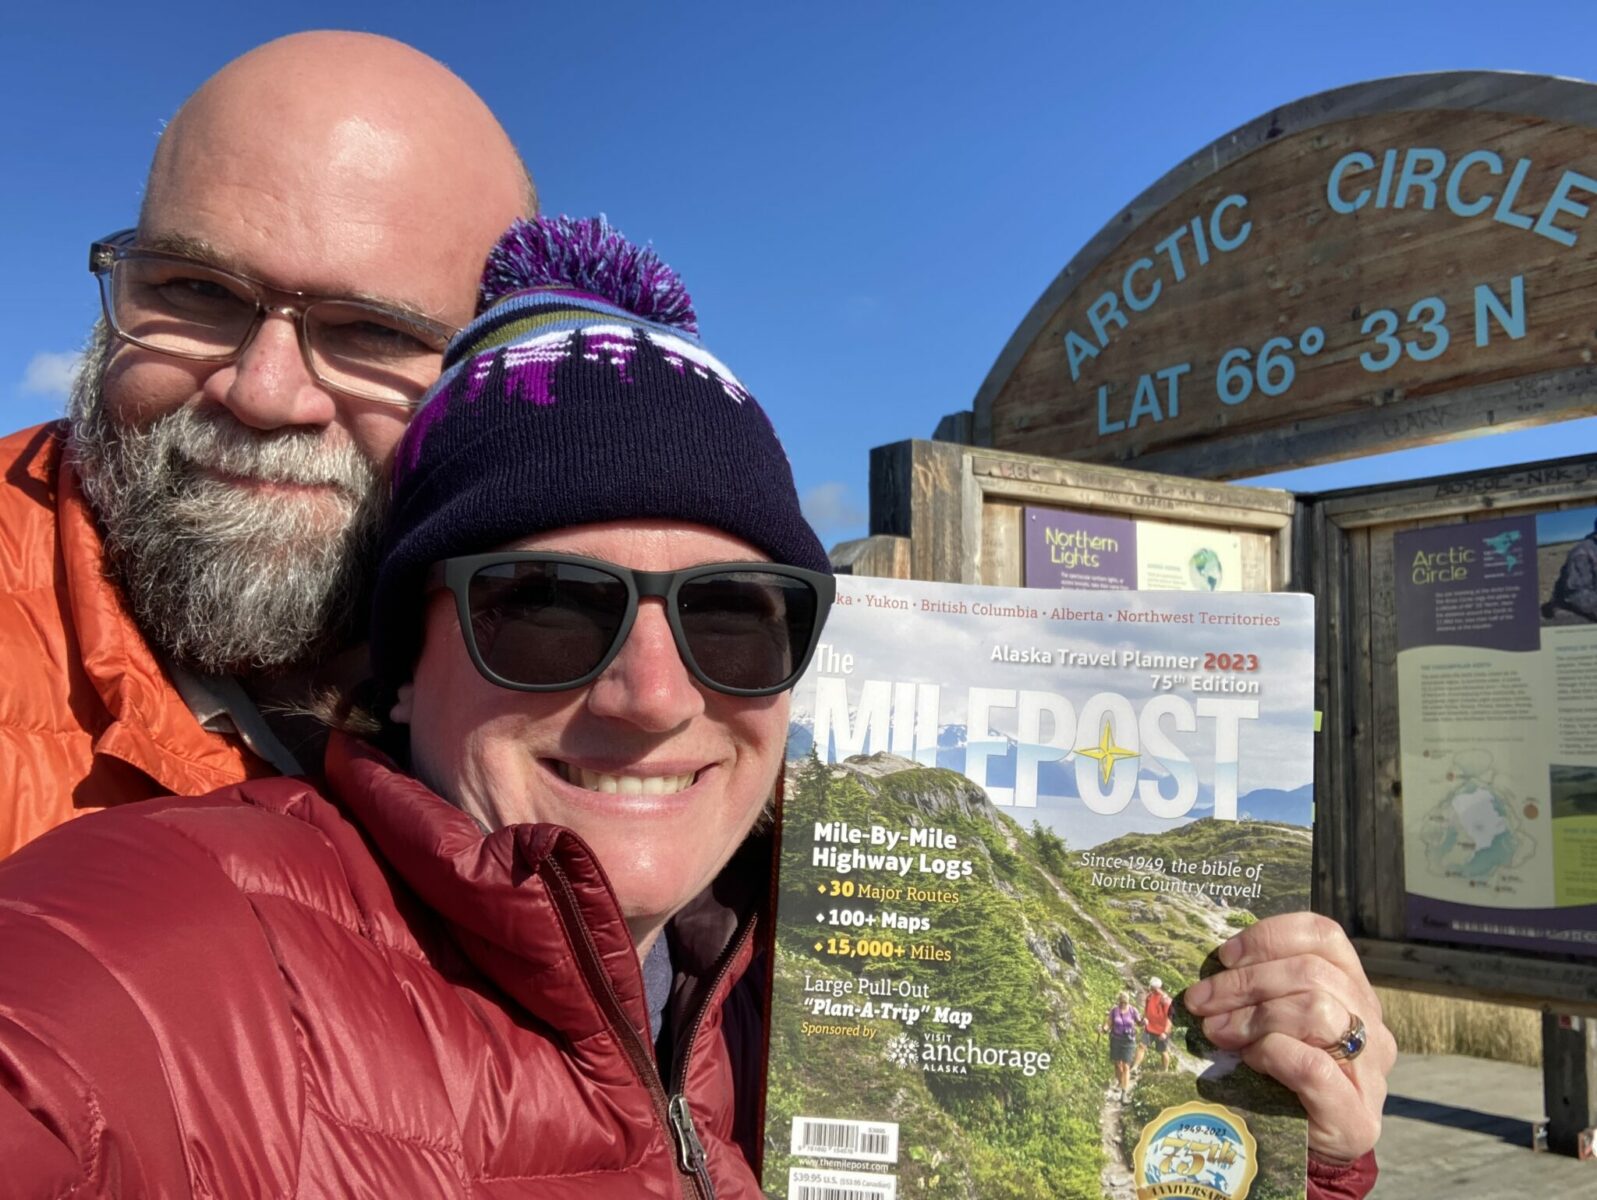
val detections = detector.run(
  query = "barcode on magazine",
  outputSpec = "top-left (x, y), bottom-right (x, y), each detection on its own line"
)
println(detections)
top-left (790, 1116), bottom-right (899, 1163)
top-left (788, 1167), bottom-right (897, 1200)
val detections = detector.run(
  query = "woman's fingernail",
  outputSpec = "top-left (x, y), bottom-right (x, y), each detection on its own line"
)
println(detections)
top-left (1205, 1012), bottom-right (1232, 1036)
top-left (1186, 980), bottom-right (1212, 1008)
top-left (1218, 937), bottom-right (1242, 968)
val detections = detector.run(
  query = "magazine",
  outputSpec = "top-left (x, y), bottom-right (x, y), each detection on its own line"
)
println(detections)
top-left (763, 576), bottom-right (1315, 1200)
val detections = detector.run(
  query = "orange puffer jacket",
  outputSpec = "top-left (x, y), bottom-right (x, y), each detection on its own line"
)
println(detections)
top-left (0, 423), bottom-right (269, 855)
top-left (0, 732), bottom-right (768, 1198)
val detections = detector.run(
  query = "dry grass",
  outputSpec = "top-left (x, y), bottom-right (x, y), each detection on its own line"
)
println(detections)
top-left (1375, 986), bottom-right (1542, 1067)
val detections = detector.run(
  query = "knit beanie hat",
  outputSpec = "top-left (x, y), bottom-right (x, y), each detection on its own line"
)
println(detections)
top-left (369, 215), bottom-right (831, 685)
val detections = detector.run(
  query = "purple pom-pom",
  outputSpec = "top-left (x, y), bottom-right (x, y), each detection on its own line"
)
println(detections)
top-left (479, 215), bottom-right (699, 335)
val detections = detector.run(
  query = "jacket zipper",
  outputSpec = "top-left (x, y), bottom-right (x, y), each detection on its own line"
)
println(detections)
top-left (668, 1093), bottom-right (716, 1198)
top-left (669, 916), bottom-right (759, 1192)
top-left (544, 859), bottom-right (716, 1200)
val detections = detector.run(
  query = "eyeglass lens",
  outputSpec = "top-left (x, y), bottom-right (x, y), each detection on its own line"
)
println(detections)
top-left (104, 256), bottom-right (444, 403)
top-left (465, 561), bottom-right (817, 693)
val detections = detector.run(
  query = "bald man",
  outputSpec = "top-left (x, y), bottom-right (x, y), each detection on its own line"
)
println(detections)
top-left (0, 32), bottom-right (531, 853)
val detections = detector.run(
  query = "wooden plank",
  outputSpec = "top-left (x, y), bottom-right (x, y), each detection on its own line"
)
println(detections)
top-left (975, 478), bottom-right (1294, 532)
top-left (959, 460), bottom-right (984, 584)
top-left (829, 536), bottom-right (911, 580)
top-left (1319, 449), bottom-right (1597, 528)
top-left (1312, 507), bottom-right (1349, 922)
top-left (868, 442), bottom-right (913, 539)
top-left (965, 447), bottom-right (1296, 520)
top-left (908, 441), bottom-right (967, 584)
top-left (1365, 525), bottom-right (1407, 942)
top-left (1358, 937), bottom-right (1597, 1015)
top-left (1347, 526), bottom-right (1382, 938)
top-left (1542, 1014), bottom-right (1597, 1157)
top-left (979, 500), bottom-right (1023, 587)
top-left (1132, 367), bottom-right (1597, 481)
top-left (932, 411), bottom-right (975, 445)
top-left (1285, 502), bottom-right (1311, 595)
top-left (1237, 529), bottom-right (1273, 592)
top-left (864, 440), bottom-right (968, 583)
top-left (968, 73), bottom-right (1597, 476)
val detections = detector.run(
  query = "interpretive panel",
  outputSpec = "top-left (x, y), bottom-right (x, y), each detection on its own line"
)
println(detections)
top-left (1023, 505), bottom-right (1243, 593)
top-left (1396, 506), bottom-right (1597, 955)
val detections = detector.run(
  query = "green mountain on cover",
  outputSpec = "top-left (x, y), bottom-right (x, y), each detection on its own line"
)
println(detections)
top-left (1095, 815), bottom-right (1314, 947)
top-left (765, 751), bottom-right (1308, 1200)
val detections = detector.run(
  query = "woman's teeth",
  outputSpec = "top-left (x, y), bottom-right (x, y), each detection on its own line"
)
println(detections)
top-left (560, 764), bottom-right (696, 795)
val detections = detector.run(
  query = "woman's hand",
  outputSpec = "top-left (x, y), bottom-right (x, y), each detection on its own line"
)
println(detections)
top-left (1182, 913), bottom-right (1396, 1164)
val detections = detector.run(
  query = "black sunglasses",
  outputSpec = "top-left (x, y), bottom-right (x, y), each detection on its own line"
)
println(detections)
top-left (430, 552), bottom-right (836, 697)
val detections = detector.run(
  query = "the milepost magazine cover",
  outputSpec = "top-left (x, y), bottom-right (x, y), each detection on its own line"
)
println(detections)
top-left (763, 576), bottom-right (1315, 1200)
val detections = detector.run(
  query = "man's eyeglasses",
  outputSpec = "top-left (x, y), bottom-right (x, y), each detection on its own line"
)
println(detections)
top-left (89, 229), bottom-right (456, 409)
top-left (430, 553), bottom-right (836, 698)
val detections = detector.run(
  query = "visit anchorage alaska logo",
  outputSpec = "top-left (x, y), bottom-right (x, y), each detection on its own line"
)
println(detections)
top-left (882, 1032), bottom-right (1054, 1077)
top-left (1132, 1102), bottom-right (1259, 1199)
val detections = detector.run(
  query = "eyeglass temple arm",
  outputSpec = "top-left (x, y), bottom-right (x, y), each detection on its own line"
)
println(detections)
top-left (88, 228), bottom-right (138, 273)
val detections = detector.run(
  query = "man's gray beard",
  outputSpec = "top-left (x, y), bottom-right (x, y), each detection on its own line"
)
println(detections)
top-left (67, 320), bottom-right (388, 677)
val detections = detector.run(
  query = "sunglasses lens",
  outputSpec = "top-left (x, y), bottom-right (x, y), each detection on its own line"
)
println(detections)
top-left (467, 560), bottom-right (629, 687)
top-left (676, 570), bottom-right (818, 692)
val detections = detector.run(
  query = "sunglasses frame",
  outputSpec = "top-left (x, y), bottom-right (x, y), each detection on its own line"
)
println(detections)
top-left (431, 551), bottom-right (837, 698)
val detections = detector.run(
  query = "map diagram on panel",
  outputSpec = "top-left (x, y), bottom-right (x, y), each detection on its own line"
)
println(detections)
top-left (1414, 749), bottom-right (1538, 897)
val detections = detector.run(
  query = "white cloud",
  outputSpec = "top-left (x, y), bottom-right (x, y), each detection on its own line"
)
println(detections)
top-left (801, 481), bottom-right (866, 532)
top-left (21, 351), bottom-right (82, 399)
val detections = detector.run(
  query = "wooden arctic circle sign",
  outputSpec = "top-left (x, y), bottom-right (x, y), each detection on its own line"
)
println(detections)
top-left (972, 73), bottom-right (1597, 478)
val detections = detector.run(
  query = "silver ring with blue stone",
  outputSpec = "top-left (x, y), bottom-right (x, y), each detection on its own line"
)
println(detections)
top-left (1326, 1014), bottom-right (1368, 1062)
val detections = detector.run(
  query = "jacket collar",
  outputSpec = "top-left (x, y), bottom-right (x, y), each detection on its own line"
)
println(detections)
top-left (53, 427), bottom-right (268, 795)
top-left (323, 733), bottom-right (768, 1051)
top-left (326, 732), bottom-right (654, 1042)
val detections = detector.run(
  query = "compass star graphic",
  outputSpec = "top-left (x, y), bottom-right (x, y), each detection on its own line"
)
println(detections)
top-left (1076, 716), bottom-right (1139, 786)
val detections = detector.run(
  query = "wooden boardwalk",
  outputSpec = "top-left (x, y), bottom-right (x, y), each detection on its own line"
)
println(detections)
top-left (1371, 1053), bottom-right (1595, 1197)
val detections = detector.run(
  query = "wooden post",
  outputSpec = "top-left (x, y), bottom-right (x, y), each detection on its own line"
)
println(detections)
top-left (931, 411), bottom-right (974, 445)
top-left (828, 536), bottom-right (911, 580)
top-left (867, 440), bottom-right (970, 583)
top-left (1542, 1012), bottom-right (1597, 1158)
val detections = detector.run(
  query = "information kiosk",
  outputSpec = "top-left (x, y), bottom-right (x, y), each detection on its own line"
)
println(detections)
top-left (837, 71), bottom-right (1597, 1157)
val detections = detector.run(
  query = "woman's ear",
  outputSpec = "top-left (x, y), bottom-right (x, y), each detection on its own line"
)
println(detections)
top-left (390, 683), bottom-right (417, 725)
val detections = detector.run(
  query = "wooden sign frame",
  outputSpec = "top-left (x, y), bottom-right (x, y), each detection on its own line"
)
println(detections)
top-left (955, 71), bottom-right (1597, 479)
top-left (1313, 451), bottom-right (1597, 1013)
top-left (833, 439), bottom-right (1295, 589)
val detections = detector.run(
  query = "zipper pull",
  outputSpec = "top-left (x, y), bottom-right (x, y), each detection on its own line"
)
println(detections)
top-left (667, 1093), bottom-right (716, 1199)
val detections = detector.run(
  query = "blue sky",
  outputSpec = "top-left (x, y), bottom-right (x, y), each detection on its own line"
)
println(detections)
top-left (1539, 507), bottom-right (1597, 545)
top-left (6, 1), bottom-right (1597, 546)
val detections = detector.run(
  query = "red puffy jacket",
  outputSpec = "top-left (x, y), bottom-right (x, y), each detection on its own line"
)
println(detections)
top-left (0, 726), bottom-right (1378, 1199)
top-left (0, 732), bottom-right (766, 1198)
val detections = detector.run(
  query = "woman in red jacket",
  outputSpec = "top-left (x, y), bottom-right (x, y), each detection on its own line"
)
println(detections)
top-left (0, 217), bottom-right (1387, 1198)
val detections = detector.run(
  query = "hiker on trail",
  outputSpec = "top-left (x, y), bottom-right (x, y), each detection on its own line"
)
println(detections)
top-left (1101, 991), bottom-right (1144, 1097)
top-left (1137, 976), bottom-right (1175, 1072)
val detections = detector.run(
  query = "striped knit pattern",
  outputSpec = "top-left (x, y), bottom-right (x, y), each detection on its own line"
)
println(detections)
top-left (369, 217), bottom-right (829, 685)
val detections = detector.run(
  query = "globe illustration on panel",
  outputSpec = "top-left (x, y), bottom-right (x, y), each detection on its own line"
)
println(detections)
top-left (1189, 548), bottom-right (1224, 591)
